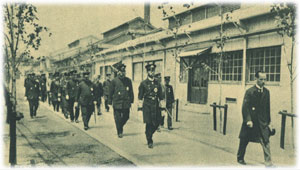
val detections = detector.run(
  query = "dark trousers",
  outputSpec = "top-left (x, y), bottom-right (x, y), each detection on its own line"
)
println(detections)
top-left (113, 108), bottom-right (130, 135)
top-left (145, 123), bottom-right (159, 144)
top-left (166, 106), bottom-right (172, 128)
top-left (41, 91), bottom-right (47, 102)
top-left (47, 92), bottom-right (51, 105)
top-left (75, 106), bottom-right (80, 121)
top-left (237, 138), bottom-right (272, 165)
top-left (81, 105), bottom-right (94, 128)
top-left (52, 101), bottom-right (60, 112)
top-left (28, 99), bottom-right (39, 117)
top-left (97, 101), bottom-right (102, 114)
top-left (104, 95), bottom-right (109, 111)
top-left (68, 98), bottom-right (75, 121)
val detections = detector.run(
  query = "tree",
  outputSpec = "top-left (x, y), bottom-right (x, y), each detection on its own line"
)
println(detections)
top-left (4, 3), bottom-right (50, 165)
top-left (271, 3), bottom-right (296, 114)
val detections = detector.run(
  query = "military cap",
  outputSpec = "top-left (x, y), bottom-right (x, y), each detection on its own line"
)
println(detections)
top-left (145, 63), bottom-right (156, 71)
top-left (112, 61), bottom-right (126, 72)
top-left (41, 73), bottom-right (46, 76)
top-left (64, 72), bottom-right (70, 76)
top-left (155, 73), bottom-right (161, 78)
top-left (31, 72), bottom-right (36, 76)
top-left (164, 76), bottom-right (170, 81)
top-left (82, 70), bottom-right (90, 76)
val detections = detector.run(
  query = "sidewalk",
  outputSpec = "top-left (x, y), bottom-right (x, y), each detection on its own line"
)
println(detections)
top-left (40, 100), bottom-right (296, 167)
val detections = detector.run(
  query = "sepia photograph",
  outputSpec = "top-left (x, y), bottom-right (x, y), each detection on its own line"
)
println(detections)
top-left (2, 0), bottom-right (298, 168)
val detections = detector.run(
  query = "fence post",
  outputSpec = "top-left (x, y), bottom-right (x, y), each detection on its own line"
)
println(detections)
top-left (213, 102), bottom-right (217, 131)
top-left (223, 104), bottom-right (228, 135)
top-left (280, 113), bottom-right (286, 149)
top-left (175, 99), bottom-right (179, 122)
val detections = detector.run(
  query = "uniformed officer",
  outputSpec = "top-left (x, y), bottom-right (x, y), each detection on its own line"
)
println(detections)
top-left (94, 75), bottom-right (103, 116)
top-left (103, 73), bottom-right (111, 112)
top-left (108, 61), bottom-right (134, 138)
top-left (74, 72), bottom-right (82, 123)
top-left (66, 70), bottom-right (78, 122)
top-left (164, 76), bottom-right (175, 130)
top-left (25, 72), bottom-right (41, 118)
top-left (47, 72), bottom-right (53, 106)
top-left (74, 71), bottom-right (96, 130)
top-left (50, 72), bottom-right (61, 112)
top-left (138, 63), bottom-right (164, 148)
top-left (40, 73), bottom-right (47, 102)
top-left (61, 72), bottom-right (70, 119)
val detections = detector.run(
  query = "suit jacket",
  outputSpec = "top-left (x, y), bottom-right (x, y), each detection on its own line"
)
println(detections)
top-left (108, 77), bottom-right (134, 109)
top-left (75, 79), bottom-right (96, 106)
top-left (94, 82), bottom-right (103, 103)
top-left (50, 80), bottom-right (61, 101)
top-left (239, 85), bottom-right (271, 143)
top-left (66, 79), bottom-right (77, 99)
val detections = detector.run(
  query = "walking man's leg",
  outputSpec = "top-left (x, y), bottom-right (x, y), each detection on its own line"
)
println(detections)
top-left (237, 138), bottom-right (249, 165)
top-left (260, 138), bottom-right (273, 167)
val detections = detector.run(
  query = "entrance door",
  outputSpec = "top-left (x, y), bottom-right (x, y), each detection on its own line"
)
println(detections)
top-left (188, 65), bottom-right (208, 104)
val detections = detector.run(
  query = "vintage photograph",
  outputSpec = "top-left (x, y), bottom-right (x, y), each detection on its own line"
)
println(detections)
top-left (2, 0), bottom-right (297, 168)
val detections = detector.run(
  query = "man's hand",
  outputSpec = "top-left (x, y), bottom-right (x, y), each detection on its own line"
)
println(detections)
top-left (138, 100), bottom-right (143, 110)
top-left (247, 121), bottom-right (253, 128)
top-left (58, 98), bottom-right (61, 102)
top-left (93, 101), bottom-right (97, 105)
top-left (66, 95), bottom-right (69, 100)
top-left (39, 96), bottom-right (41, 100)
top-left (74, 102), bottom-right (78, 108)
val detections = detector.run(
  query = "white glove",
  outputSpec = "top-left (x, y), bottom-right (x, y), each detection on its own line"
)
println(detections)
top-left (74, 102), bottom-right (78, 108)
top-left (66, 95), bottom-right (69, 100)
top-left (39, 96), bottom-right (41, 100)
top-left (58, 93), bottom-right (61, 97)
top-left (93, 101), bottom-right (97, 105)
top-left (58, 98), bottom-right (61, 102)
top-left (247, 121), bottom-right (253, 128)
top-left (160, 100), bottom-right (166, 108)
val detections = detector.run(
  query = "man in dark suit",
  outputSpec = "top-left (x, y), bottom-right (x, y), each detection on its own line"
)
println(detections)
top-left (25, 73), bottom-right (40, 118)
top-left (103, 73), bottom-right (111, 112)
top-left (66, 70), bottom-right (78, 122)
top-left (237, 71), bottom-right (273, 167)
top-left (50, 72), bottom-right (61, 112)
top-left (40, 73), bottom-right (47, 102)
top-left (108, 61), bottom-right (134, 138)
top-left (74, 71), bottom-right (96, 130)
top-left (94, 75), bottom-right (103, 116)
top-left (74, 72), bottom-right (82, 123)
top-left (164, 76), bottom-right (175, 130)
top-left (138, 63), bottom-right (163, 148)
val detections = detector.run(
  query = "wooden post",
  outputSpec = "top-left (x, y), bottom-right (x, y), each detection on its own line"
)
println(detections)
top-left (213, 102), bottom-right (217, 131)
top-left (9, 110), bottom-right (16, 166)
top-left (280, 114), bottom-right (286, 149)
top-left (175, 99), bottom-right (179, 122)
top-left (223, 104), bottom-right (228, 135)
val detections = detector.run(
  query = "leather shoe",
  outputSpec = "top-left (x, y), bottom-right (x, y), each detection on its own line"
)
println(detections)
top-left (118, 134), bottom-right (123, 138)
top-left (237, 159), bottom-right (246, 165)
top-left (168, 127), bottom-right (173, 130)
top-left (148, 143), bottom-right (153, 149)
top-left (84, 127), bottom-right (88, 131)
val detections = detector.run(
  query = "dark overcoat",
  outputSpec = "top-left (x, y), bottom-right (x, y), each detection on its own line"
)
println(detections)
top-left (66, 79), bottom-right (77, 100)
top-left (25, 79), bottom-right (40, 100)
top-left (103, 80), bottom-right (111, 96)
top-left (108, 77), bottom-right (134, 109)
top-left (239, 85), bottom-right (271, 143)
top-left (94, 82), bottom-right (103, 104)
top-left (138, 78), bottom-right (163, 125)
top-left (76, 79), bottom-right (96, 106)
top-left (50, 80), bottom-right (61, 102)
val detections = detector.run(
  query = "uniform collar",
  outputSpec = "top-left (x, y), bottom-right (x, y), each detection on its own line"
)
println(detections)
top-left (147, 76), bottom-right (154, 81)
top-left (255, 84), bottom-right (263, 92)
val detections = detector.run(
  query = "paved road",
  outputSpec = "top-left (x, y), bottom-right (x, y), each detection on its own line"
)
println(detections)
top-left (3, 95), bottom-right (134, 167)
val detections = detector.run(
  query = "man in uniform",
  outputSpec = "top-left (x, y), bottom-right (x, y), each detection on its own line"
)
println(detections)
top-left (61, 72), bottom-right (70, 118)
top-left (47, 72), bottom-right (53, 106)
top-left (25, 73), bottom-right (40, 118)
top-left (108, 61), bottom-right (134, 138)
top-left (237, 71), bottom-right (273, 167)
top-left (74, 71), bottom-right (96, 130)
top-left (66, 70), bottom-right (78, 122)
top-left (138, 63), bottom-right (163, 148)
top-left (40, 73), bottom-right (47, 102)
top-left (74, 72), bottom-right (82, 123)
top-left (94, 75), bottom-right (103, 116)
top-left (164, 76), bottom-right (175, 130)
top-left (50, 72), bottom-right (61, 112)
top-left (103, 73), bottom-right (111, 112)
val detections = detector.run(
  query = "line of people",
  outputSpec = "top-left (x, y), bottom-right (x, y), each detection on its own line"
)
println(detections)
top-left (24, 61), bottom-right (175, 149)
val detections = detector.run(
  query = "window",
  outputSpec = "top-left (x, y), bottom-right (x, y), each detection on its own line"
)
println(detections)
top-left (180, 58), bottom-right (190, 83)
top-left (207, 50), bottom-right (243, 81)
top-left (247, 46), bottom-right (281, 82)
top-left (133, 62), bottom-right (143, 81)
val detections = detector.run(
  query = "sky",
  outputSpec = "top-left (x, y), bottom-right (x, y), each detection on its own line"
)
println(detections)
top-left (31, 3), bottom-right (169, 57)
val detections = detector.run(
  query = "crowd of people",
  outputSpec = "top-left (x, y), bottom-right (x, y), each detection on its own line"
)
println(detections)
top-left (23, 61), bottom-right (175, 149)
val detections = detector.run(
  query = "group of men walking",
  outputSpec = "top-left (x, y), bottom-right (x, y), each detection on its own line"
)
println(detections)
top-left (23, 61), bottom-right (275, 166)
